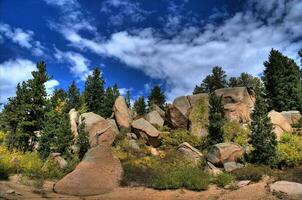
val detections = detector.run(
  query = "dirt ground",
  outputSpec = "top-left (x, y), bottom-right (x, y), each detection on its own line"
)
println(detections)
top-left (0, 175), bottom-right (278, 200)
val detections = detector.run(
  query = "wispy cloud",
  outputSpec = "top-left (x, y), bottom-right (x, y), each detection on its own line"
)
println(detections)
top-left (0, 23), bottom-right (45, 56)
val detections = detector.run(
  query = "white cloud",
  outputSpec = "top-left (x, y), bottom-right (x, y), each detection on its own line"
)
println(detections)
top-left (54, 49), bottom-right (91, 81)
top-left (0, 23), bottom-right (45, 56)
top-left (45, 79), bottom-right (60, 96)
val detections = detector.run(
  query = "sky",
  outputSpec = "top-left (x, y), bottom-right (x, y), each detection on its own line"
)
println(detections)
top-left (0, 0), bottom-right (302, 104)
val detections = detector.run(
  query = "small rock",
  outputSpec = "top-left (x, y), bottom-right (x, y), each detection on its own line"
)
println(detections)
top-left (149, 147), bottom-right (160, 156)
top-left (205, 162), bottom-right (222, 176)
top-left (237, 180), bottom-right (250, 188)
top-left (126, 132), bottom-right (138, 140)
top-left (177, 142), bottom-right (203, 164)
top-left (145, 111), bottom-right (164, 128)
top-left (128, 139), bottom-right (140, 150)
top-left (223, 161), bottom-right (243, 172)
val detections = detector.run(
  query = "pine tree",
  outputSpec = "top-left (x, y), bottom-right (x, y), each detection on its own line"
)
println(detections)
top-left (112, 83), bottom-right (120, 99)
top-left (228, 73), bottom-right (262, 94)
top-left (83, 68), bottom-right (105, 116)
top-left (249, 94), bottom-right (277, 165)
top-left (125, 90), bottom-right (131, 108)
top-left (134, 96), bottom-right (146, 116)
top-left (147, 85), bottom-right (166, 110)
top-left (193, 66), bottom-right (227, 94)
top-left (104, 86), bottom-right (115, 118)
top-left (75, 122), bottom-right (90, 160)
top-left (262, 49), bottom-right (302, 111)
top-left (208, 93), bottom-right (225, 145)
top-left (66, 81), bottom-right (81, 111)
top-left (50, 89), bottom-right (67, 109)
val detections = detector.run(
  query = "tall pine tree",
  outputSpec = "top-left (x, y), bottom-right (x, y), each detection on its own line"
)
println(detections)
top-left (125, 90), bottom-right (131, 108)
top-left (228, 73), bottom-right (262, 94)
top-left (134, 96), bottom-right (146, 116)
top-left (208, 93), bottom-right (225, 146)
top-left (147, 85), bottom-right (166, 110)
top-left (262, 49), bottom-right (302, 111)
top-left (83, 68), bottom-right (105, 116)
top-left (66, 81), bottom-right (81, 111)
top-left (104, 86), bottom-right (115, 118)
top-left (249, 94), bottom-right (277, 165)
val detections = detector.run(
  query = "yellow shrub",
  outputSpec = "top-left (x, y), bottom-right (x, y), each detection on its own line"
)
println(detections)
top-left (222, 122), bottom-right (249, 146)
top-left (0, 131), bottom-right (5, 143)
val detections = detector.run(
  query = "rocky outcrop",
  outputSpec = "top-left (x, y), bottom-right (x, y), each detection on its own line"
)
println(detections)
top-left (207, 142), bottom-right (244, 166)
top-left (187, 93), bottom-right (209, 108)
top-left (214, 87), bottom-right (256, 123)
top-left (268, 110), bottom-right (293, 140)
top-left (270, 181), bottom-right (302, 199)
top-left (173, 96), bottom-right (191, 116)
top-left (113, 96), bottom-right (132, 130)
top-left (177, 142), bottom-right (203, 164)
top-left (131, 118), bottom-right (160, 147)
top-left (54, 146), bottom-right (122, 196)
top-left (149, 104), bottom-right (165, 118)
top-left (80, 112), bottom-right (118, 147)
top-left (145, 111), bottom-right (164, 128)
top-left (281, 111), bottom-right (301, 125)
top-left (166, 104), bottom-right (189, 129)
top-left (69, 109), bottom-right (80, 137)
top-left (223, 161), bottom-right (243, 172)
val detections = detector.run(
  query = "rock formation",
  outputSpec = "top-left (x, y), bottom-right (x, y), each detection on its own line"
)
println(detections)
top-left (145, 110), bottom-right (164, 128)
top-left (69, 108), bottom-right (80, 137)
top-left (113, 96), bottom-right (132, 130)
top-left (177, 142), bottom-right (203, 164)
top-left (268, 110), bottom-right (293, 140)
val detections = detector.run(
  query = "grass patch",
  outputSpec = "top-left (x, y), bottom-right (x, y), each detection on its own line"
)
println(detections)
top-left (222, 121), bottom-right (249, 147)
top-left (231, 164), bottom-right (273, 182)
top-left (161, 129), bottom-right (201, 149)
top-left (214, 173), bottom-right (234, 187)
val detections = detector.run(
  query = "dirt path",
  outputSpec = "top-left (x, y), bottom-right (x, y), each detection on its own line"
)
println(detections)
top-left (0, 176), bottom-right (278, 200)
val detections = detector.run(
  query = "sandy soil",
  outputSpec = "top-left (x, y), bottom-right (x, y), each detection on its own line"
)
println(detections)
top-left (0, 175), bottom-right (278, 200)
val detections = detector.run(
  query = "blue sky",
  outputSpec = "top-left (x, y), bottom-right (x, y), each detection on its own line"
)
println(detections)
top-left (0, 0), bottom-right (302, 104)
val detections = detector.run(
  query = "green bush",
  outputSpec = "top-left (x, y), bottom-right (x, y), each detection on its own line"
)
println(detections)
top-left (231, 165), bottom-right (272, 182)
top-left (214, 173), bottom-right (234, 187)
top-left (222, 122), bottom-right (249, 146)
top-left (0, 131), bottom-right (5, 144)
top-left (0, 163), bottom-right (10, 180)
top-left (161, 129), bottom-right (201, 148)
top-left (276, 133), bottom-right (302, 167)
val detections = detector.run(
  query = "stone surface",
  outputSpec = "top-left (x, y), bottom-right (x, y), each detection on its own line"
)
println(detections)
top-left (145, 111), bottom-right (164, 128)
top-left (205, 162), bottom-right (222, 176)
top-left (69, 108), bottom-right (80, 138)
top-left (207, 142), bottom-right (244, 166)
top-left (54, 146), bottom-right (122, 196)
top-left (107, 119), bottom-right (119, 135)
top-left (148, 147), bottom-right (160, 156)
top-left (268, 110), bottom-right (293, 140)
top-left (187, 93), bottom-right (209, 108)
top-left (177, 142), bottom-right (203, 164)
top-left (173, 96), bottom-right (191, 116)
top-left (149, 104), bottom-right (165, 118)
top-left (80, 112), bottom-right (117, 147)
top-left (270, 181), bottom-right (302, 199)
top-left (281, 111), bottom-right (302, 125)
top-left (126, 132), bottom-right (138, 140)
top-left (237, 180), bottom-right (251, 188)
top-left (223, 161), bottom-right (243, 172)
top-left (113, 96), bottom-right (132, 129)
top-left (214, 87), bottom-right (256, 123)
top-left (127, 139), bottom-right (140, 150)
top-left (52, 155), bottom-right (68, 169)
top-left (131, 118), bottom-right (160, 146)
top-left (165, 104), bottom-right (189, 129)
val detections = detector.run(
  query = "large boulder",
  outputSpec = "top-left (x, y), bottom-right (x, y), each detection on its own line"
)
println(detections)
top-left (177, 142), bottom-right (203, 164)
top-left (187, 93), bottom-right (209, 108)
top-left (113, 96), bottom-right (132, 130)
top-left (281, 111), bottom-right (301, 125)
top-left (270, 181), bottom-right (302, 199)
top-left (214, 87), bottom-right (256, 123)
top-left (149, 104), bottom-right (165, 118)
top-left (131, 118), bottom-right (160, 147)
top-left (207, 142), bottom-right (244, 166)
top-left (268, 110), bottom-right (293, 140)
top-left (54, 146), bottom-right (122, 196)
top-left (80, 112), bottom-right (118, 147)
top-left (69, 109), bottom-right (80, 137)
top-left (173, 96), bottom-right (191, 116)
top-left (165, 104), bottom-right (189, 129)
top-left (145, 111), bottom-right (164, 128)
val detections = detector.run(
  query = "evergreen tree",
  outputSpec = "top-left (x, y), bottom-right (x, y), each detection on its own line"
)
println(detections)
top-left (228, 73), bottom-right (262, 94)
top-left (299, 49), bottom-right (302, 65)
top-left (3, 61), bottom-right (50, 151)
top-left (38, 107), bottom-right (72, 159)
top-left (147, 85), bottom-right (166, 109)
top-left (83, 68), bottom-right (105, 116)
top-left (208, 93), bottom-right (225, 145)
top-left (66, 81), bottom-right (81, 111)
top-left (112, 83), bottom-right (120, 99)
top-left (50, 89), bottom-right (67, 109)
top-left (134, 96), bottom-right (146, 116)
top-left (75, 122), bottom-right (90, 160)
top-left (249, 94), bottom-right (277, 165)
top-left (193, 66), bottom-right (227, 94)
top-left (262, 49), bottom-right (302, 111)
top-left (125, 90), bottom-right (131, 108)
top-left (104, 86), bottom-right (115, 118)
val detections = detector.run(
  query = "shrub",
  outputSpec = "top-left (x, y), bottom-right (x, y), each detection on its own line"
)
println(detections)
top-left (222, 121), bottom-right (249, 146)
top-left (75, 122), bottom-right (90, 160)
top-left (0, 131), bottom-right (5, 144)
top-left (161, 129), bottom-right (201, 148)
top-left (231, 164), bottom-right (273, 182)
top-left (189, 97), bottom-right (208, 137)
top-left (0, 162), bottom-right (9, 180)
top-left (276, 133), bottom-right (302, 167)
top-left (214, 173), bottom-right (234, 187)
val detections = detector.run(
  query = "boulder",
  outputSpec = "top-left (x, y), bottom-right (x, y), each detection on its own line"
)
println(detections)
top-left (237, 180), bottom-right (251, 188)
top-left (107, 119), bottom-right (119, 135)
top-left (270, 181), bottom-right (302, 199)
top-left (131, 118), bottom-right (160, 147)
top-left (223, 161), bottom-right (243, 172)
top-left (69, 108), bottom-right (80, 137)
top-left (50, 153), bottom-right (68, 169)
top-left (177, 142), bottom-right (203, 164)
top-left (268, 110), bottom-right (292, 140)
top-left (126, 132), bottom-right (138, 140)
top-left (113, 96), bottom-right (132, 129)
top-left (145, 111), bottom-right (164, 128)
top-left (127, 139), bottom-right (140, 150)
top-left (173, 96), bottom-right (191, 116)
top-left (165, 104), bottom-right (189, 129)
top-left (187, 93), bottom-right (209, 108)
top-left (205, 161), bottom-right (222, 176)
top-left (54, 146), bottom-right (122, 196)
top-left (80, 112), bottom-right (117, 147)
top-left (214, 87), bottom-right (256, 123)
top-left (281, 111), bottom-right (301, 125)
top-left (150, 104), bottom-right (165, 118)
top-left (207, 142), bottom-right (244, 166)
top-left (148, 146), bottom-right (160, 156)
